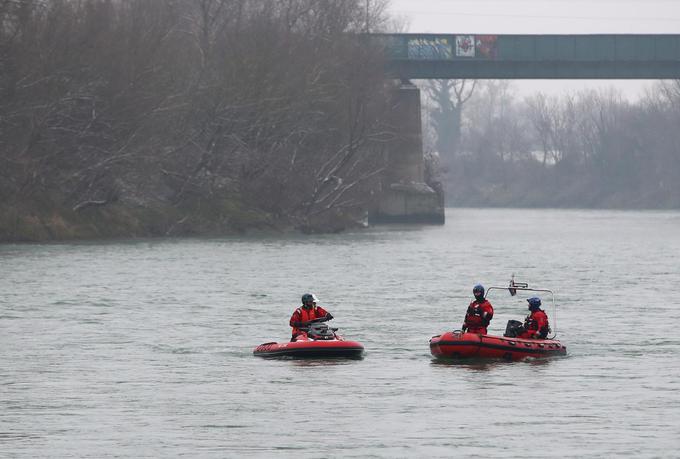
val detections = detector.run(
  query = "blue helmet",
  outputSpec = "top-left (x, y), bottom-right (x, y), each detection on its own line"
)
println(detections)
top-left (473, 284), bottom-right (485, 298)
top-left (527, 297), bottom-right (542, 310)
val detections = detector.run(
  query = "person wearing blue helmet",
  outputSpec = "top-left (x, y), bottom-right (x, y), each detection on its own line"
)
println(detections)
top-left (518, 297), bottom-right (551, 339)
top-left (462, 284), bottom-right (494, 334)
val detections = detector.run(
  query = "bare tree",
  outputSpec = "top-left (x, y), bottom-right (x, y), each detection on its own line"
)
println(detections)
top-left (1, 0), bottom-right (396, 240)
top-left (425, 79), bottom-right (476, 165)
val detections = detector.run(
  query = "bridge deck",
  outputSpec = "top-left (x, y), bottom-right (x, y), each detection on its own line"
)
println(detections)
top-left (374, 34), bottom-right (680, 79)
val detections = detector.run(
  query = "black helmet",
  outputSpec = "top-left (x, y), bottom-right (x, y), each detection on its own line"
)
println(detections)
top-left (301, 293), bottom-right (318, 304)
top-left (473, 284), bottom-right (485, 299)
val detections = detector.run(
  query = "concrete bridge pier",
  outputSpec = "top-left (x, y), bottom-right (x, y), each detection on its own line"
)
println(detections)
top-left (370, 81), bottom-right (445, 224)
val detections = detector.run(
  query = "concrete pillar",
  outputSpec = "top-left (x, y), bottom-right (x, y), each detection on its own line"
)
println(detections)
top-left (385, 81), bottom-right (424, 184)
top-left (370, 81), bottom-right (445, 224)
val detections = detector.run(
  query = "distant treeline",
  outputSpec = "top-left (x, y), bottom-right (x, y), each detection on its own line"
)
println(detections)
top-left (0, 0), bottom-right (393, 241)
top-left (427, 80), bottom-right (680, 208)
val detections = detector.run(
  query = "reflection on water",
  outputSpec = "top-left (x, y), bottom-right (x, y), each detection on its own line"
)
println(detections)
top-left (430, 358), bottom-right (509, 371)
top-left (430, 355), bottom-right (559, 370)
top-left (2, 209), bottom-right (680, 457)
top-left (287, 358), bottom-right (365, 368)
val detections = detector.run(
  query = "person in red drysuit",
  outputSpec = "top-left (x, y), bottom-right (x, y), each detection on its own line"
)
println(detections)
top-left (518, 297), bottom-right (551, 339)
top-left (462, 284), bottom-right (494, 334)
top-left (289, 293), bottom-right (333, 341)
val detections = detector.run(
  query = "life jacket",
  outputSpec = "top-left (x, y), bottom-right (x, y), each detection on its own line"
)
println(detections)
top-left (290, 305), bottom-right (329, 336)
top-left (521, 309), bottom-right (550, 339)
top-left (464, 299), bottom-right (494, 333)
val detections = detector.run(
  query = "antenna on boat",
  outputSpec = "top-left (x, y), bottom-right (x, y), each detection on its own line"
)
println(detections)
top-left (508, 273), bottom-right (527, 296)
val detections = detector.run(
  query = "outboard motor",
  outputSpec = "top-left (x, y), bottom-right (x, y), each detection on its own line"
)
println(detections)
top-left (504, 320), bottom-right (524, 338)
top-left (306, 322), bottom-right (336, 340)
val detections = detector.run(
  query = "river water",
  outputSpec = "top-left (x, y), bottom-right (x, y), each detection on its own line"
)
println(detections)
top-left (1, 208), bottom-right (679, 458)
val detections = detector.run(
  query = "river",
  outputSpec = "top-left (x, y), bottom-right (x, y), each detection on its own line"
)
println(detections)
top-left (2, 208), bottom-right (679, 458)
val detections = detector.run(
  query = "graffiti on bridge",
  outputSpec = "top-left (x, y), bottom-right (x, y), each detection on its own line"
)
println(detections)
top-left (407, 35), bottom-right (497, 60)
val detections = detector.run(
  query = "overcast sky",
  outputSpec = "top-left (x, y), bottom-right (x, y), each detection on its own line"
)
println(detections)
top-left (388, 0), bottom-right (680, 98)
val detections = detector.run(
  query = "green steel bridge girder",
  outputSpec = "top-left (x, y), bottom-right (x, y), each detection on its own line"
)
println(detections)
top-left (373, 34), bottom-right (680, 79)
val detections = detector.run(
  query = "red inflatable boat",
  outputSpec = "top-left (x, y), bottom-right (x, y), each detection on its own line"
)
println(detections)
top-left (253, 339), bottom-right (364, 358)
top-left (431, 277), bottom-right (567, 361)
top-left (253, 322), bottom-right (364, 359)
top-left (430, 331), bottom-right (566, 361)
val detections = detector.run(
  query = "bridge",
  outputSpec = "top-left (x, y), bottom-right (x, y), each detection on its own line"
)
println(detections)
top-left (369, 34), bottom-right (680, 224)
top-left (378, 33), bottom-right (680, 79)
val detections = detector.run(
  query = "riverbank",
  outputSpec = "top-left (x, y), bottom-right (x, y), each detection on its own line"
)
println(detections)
top-left (0, 199), bottom-right (373, 243)
top-left (445, 177), bottom-right (680, 210)
top-left (0, 199), bottom-right (276, 243)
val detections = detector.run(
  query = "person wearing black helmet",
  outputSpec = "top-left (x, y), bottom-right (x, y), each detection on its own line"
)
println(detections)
top-left (518, 297), bottom-right (551, 339)
top-left (289, 293), bottom-right (333, 341)
top-left (462, 284), bottom-right (494, 334)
